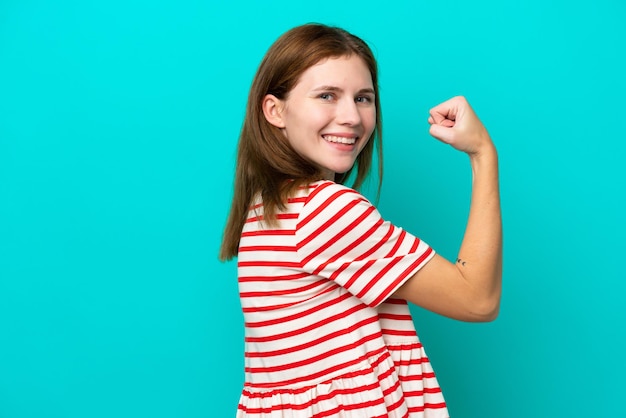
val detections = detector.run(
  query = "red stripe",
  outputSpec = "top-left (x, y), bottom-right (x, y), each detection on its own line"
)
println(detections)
top-left (246, 212), bottom-right (299, 223)
top-left (394, 357), bottom-right (429, 367)
top-left (384, 228), bottom-right (407, 258)
top-left (407, 402), bottom-right (447, 413)
top-left (249, 195), bottom-right (307, 211)
top-left (399, 371), bottom-right (436, 381)
top-left (287, 196), bottom-right (308, 204)
top-left (238, 245), bottom-right (295, 252)
top-left (239, 272), bottom-right (310, 283)
top-left (386, 342), bottom-right (423, 351)
top-left (300, 182), bottom-right (322, 191)
top-left (378, 313), bottom-right (412, 321)
top-left (409, 235), bottom-right (421, 253)
top-left (380, 329), bottom-right (417, 337)
top-left (384, 298), bottom-right (408, 305)
top-left (238, 260), bottom-right (301, 268)
top-left (241, 229), bottom-right (294, 237)
top-left (240, 278), bottom-right (328, 298)
top-left (424, 387), bottom-right (441, 394)
top-left (401, 389), bottom-right (442, 399)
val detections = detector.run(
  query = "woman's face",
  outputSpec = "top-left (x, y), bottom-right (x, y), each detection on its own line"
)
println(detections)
top-left (266, 55), bottom-right (376, 180)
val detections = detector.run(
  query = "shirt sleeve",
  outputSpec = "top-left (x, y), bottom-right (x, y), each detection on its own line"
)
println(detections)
top-left (295, 181), bottom-right (435, 307)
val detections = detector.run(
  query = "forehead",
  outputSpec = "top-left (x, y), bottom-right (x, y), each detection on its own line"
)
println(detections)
top-left (294, 55), bottom-right (373, 89)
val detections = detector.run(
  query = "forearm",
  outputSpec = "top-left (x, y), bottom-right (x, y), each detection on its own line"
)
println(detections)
top-left (456, 144), bottom-right (502, 316)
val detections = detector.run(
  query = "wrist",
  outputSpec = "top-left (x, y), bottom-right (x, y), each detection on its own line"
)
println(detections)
top-left (468, 142), bottom-right (499, 182)
top-left (468, 140), bottom-right (497, 164)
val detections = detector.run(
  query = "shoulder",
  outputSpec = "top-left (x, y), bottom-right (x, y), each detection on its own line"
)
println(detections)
top-left (296, 180), bottom-right (379, 231)
top-left (300, 180), bottom-right (371, 209)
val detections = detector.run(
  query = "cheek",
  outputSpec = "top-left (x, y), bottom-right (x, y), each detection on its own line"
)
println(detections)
top-left (364, 109), bottom-right (377, 132)
top-left (361, 104), bottom-right (376, 120)
top-left (289, 107), bottom-right (329, 131)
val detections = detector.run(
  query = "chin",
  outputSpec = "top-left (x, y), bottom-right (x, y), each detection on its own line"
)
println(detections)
top-left (329, 169), bottom-right (352, 179)
top-left (331, 162), bottom-right (357, 175)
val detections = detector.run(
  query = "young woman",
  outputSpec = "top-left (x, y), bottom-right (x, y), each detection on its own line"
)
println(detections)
top-left (220, 23), bottom-right (502, 418)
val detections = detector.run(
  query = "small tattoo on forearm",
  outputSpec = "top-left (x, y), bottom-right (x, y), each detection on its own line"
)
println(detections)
top-left (456, 258), bottom-right (466, 266)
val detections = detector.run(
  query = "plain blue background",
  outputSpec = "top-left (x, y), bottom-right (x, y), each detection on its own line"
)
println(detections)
top-left (1, 0), bottom-right (624, 417)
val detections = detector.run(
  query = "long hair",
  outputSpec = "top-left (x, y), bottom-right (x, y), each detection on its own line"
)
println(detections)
top-left (219, 24), bottom-right (383, 261)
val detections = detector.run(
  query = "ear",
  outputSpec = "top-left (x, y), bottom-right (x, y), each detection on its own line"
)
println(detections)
top-left (262, 94), bottom-right (286, 128)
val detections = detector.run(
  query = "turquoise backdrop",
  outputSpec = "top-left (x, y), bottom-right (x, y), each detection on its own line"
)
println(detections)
top-left (1, 0), bottom-right (624, 417)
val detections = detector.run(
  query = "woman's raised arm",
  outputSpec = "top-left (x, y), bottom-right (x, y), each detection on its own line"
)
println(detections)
top-left (393, 96), bottom-right (503, 322)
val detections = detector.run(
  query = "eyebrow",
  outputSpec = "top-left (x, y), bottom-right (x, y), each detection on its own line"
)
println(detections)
top-left (312, 85), bottom-right (375, 95)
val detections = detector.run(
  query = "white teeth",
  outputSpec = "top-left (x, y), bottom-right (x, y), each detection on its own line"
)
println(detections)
top-left (323, 135), bottom-right (356, 145)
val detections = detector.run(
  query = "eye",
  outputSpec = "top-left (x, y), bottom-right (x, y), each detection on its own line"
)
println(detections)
top-left (319, 93), bottom-right (334, 101)
top-left (356, 95), bottom-right (374, 104)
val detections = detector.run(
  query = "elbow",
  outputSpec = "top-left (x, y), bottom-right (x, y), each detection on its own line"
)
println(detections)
top-left (476, 302), bottom-right (500, 322)
top-left (465, 274), bottom-right (502, 322)
top-left (465, 294), bottom-right (501, 323)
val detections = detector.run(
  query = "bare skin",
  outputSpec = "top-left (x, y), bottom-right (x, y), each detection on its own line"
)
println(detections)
top-left (392, 96), bottom-right (502, 322)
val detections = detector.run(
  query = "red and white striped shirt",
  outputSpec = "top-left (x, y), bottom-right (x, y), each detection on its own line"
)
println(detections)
top-left (237, 180), bottom-right (448, 417)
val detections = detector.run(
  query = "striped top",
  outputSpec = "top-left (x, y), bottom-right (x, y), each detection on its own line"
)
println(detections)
top-left (237, 180), bottom-right (449, 418)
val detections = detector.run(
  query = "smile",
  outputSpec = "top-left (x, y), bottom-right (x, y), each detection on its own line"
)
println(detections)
top-left (322, 135), bottom-right (357, 145)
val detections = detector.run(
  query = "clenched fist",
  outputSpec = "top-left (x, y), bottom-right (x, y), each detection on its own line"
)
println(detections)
top-left (428, 96), bottom-right (494, 157)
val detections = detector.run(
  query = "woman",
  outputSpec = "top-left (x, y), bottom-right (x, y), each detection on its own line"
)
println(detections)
top-left (220, 23), bottom-right (502, 418)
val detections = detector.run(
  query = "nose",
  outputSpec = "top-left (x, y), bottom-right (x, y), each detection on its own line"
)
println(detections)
top-left (336, 98), bottom-right (361, 126)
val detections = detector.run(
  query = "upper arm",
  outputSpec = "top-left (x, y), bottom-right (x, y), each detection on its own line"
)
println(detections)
top-left (296, 182), bottom-right (435, 308)
top-left (392, 254), bottom-right (500, 322)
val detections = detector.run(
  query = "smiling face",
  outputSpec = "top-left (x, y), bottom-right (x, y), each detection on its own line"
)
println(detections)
top-left (263, 55), bottom-right (377, 180)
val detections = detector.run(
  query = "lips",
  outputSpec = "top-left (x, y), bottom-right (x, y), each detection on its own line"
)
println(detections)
top-left (322, 134), bottom-right (357, 145)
